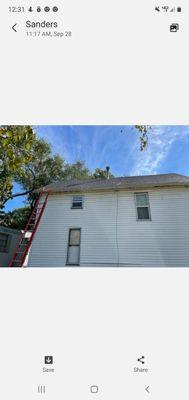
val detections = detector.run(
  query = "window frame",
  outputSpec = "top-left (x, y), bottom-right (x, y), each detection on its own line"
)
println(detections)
top-left (71, 195), bottom-right (84, 209)
top-left (134, 192), bottom-right (152, 221)
top-left (66, 228), bottom-right (81, 266)
top-left (0, 233), bottom-right (11, 253)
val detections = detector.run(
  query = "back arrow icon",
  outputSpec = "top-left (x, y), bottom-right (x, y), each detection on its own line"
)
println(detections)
top-left (12, 24), bottom-right (17, 32)
top-left (145, 386), bottom-right (150, 394)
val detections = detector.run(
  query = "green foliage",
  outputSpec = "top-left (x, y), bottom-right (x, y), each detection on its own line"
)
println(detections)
top-left (0, 126), bottom-right (35, 209)
top-left (15, 138), bottom-right (67, 205)
top-left (63, 160), bottom-right (90, 180)
top-left (0, 207), bottom-right (31, 230)
top-left (135, 125), bottom-right (151, 150)
top-left (92, 167), bottom-right (114, 179)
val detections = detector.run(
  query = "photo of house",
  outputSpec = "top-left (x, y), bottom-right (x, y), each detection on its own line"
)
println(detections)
top-left (19, 173), bottom-right (189, 267)
top-left (1, 125), bottom-right (189, 267)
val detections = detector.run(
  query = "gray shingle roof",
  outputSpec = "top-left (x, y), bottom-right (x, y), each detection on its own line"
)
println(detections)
top-left (43, 173), bottom-right (189, 194)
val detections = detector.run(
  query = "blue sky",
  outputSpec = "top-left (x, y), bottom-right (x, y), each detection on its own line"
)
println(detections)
top-left (5, 125), bottom-right (189, 211)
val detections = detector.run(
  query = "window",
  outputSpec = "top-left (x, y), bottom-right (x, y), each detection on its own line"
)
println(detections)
top-left (135, 193), bottom-right (151, 220)
top-left (71, 196), bottom-right (83, 209)
top-left (0, 233), bottom-right (9, 253)
top-left (67, 229), bottom-right (81, 265)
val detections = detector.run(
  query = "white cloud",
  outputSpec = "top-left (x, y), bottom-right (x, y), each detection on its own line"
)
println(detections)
top-left (130, 126), bottom-right (189, 176)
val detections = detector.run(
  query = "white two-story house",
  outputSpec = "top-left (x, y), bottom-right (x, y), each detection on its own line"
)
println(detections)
top-left (27, 173), bottom-right (189, 267)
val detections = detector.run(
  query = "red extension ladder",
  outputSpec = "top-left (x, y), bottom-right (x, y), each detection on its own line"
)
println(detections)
top-left (8, 190), bottom-right (50, 267)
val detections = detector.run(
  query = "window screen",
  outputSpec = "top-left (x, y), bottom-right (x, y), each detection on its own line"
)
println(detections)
top-left (135, 193), bottom-right (151, 220)
top-left (71, 196), bottom-right (83, 209)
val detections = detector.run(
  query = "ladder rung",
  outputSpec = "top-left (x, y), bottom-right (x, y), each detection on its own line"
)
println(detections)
top-left (16, 249), bottom-right (27, 253)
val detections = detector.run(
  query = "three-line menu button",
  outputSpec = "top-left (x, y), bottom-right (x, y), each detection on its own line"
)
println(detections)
top-left (37, 385), bottom-right (46, 394)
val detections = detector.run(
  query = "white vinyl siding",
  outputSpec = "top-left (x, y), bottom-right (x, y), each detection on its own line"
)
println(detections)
top-left (28, 188), bottom-right (189, 267)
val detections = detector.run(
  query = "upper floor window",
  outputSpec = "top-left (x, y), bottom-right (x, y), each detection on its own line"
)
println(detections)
top-left (0, 233), bottom-right (9, 253)
top-left (135, 193), bottom-right (151, 220)
top-left (71, 195), bottom-right (83, 209)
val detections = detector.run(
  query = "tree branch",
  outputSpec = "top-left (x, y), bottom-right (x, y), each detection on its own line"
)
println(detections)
top-left (2, 188), bottom-right (34, 207)
top-left (2, 166), bottom-right (36, 207)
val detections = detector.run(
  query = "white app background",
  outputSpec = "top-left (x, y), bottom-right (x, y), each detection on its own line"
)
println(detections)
top-left (0, 1), bottom-right (189, 399)
top-left (0, 269), bottom-right (189, 399)
top-left (0, 0), bottom-right (188, 125)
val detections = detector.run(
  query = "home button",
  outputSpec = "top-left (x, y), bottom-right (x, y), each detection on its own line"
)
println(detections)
top-left (90, 385), bottom-right (99, 394)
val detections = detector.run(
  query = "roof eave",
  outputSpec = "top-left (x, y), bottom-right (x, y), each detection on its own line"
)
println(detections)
top-left (44, 182), bottom-right (189, 195)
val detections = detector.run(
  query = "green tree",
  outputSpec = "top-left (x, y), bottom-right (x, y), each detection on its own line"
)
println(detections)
top-left (15, 138), bottom-right (66, 206)
top-left (62, 160), bottom-right (90, 180)
top-left (0, 126), bottom-right (35, 209)
top-left (92, 167), bottom-right (114, 179)
top-left (0, 207), bottom-right (31, 230)
top-left (0, 128), bottom-right (68, 227)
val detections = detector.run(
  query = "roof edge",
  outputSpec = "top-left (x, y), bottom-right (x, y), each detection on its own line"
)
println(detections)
top-left (44, 182), bottom-right (189, 195)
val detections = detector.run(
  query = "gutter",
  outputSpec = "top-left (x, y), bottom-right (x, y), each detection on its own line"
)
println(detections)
top-left (42, 183), bottom-right (189, 196)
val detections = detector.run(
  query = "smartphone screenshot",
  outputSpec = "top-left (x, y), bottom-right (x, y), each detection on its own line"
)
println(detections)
top-left (0, 1), bottom-right (189, 399)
